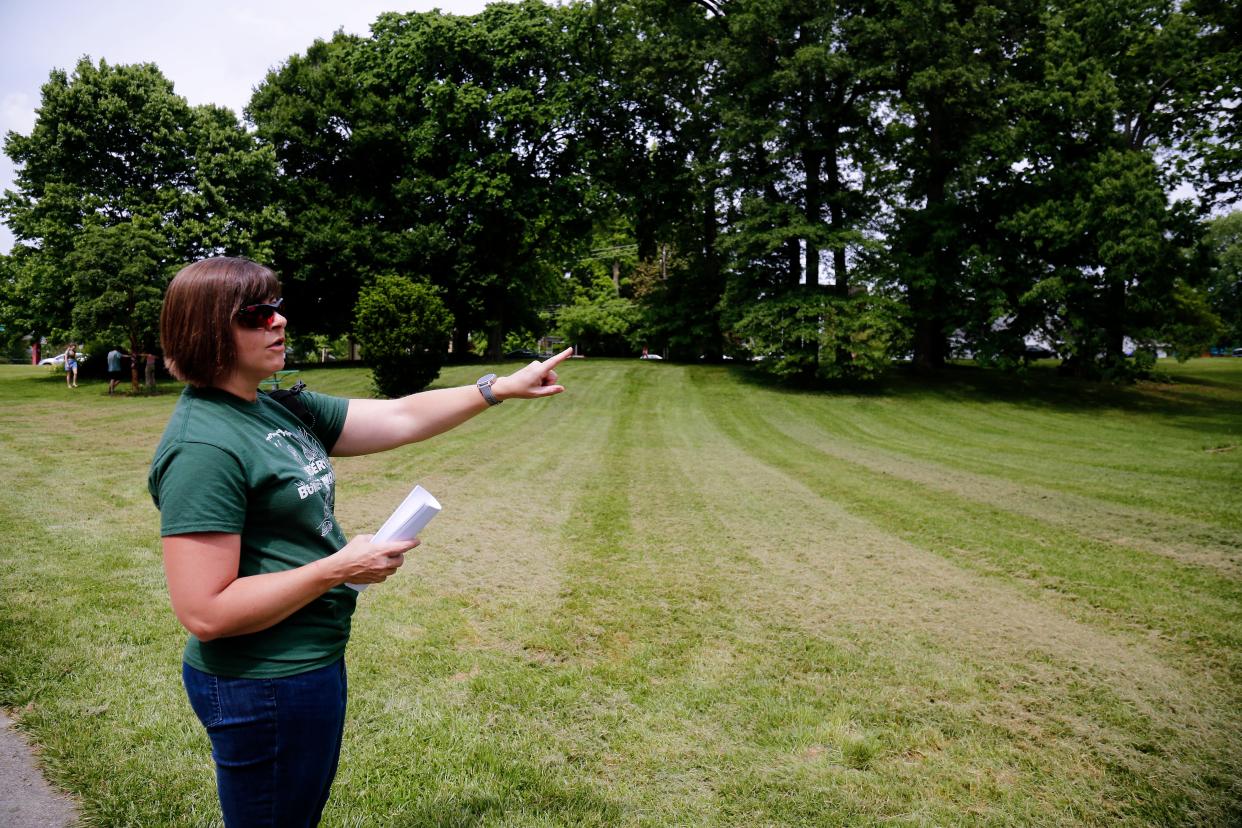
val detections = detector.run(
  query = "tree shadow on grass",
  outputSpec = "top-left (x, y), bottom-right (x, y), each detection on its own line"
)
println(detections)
top-left (724, 361), bottom-right (1242, 440)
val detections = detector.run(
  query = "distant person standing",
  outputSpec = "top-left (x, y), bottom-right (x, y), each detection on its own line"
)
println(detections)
top-left (144, 351), bottom-right (158, 391)
top-left (107, 347), bottom-right (129, 395)
top-left (64, 343), bottom-right (79, 388)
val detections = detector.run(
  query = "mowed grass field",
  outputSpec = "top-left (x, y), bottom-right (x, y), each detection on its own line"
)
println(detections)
top-left (0, 357), bottom-right (1239, 826)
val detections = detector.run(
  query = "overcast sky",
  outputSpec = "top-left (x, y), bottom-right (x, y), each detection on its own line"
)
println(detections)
top-left (0, 0), bottom-right (496, 254)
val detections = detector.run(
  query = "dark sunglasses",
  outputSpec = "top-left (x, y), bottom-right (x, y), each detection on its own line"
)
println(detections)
top-left (236, 297), bottom-right (284, 328)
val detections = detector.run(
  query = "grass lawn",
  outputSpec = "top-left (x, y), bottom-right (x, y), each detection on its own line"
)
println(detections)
top-left (0, 357), bottom-right (1239, 826)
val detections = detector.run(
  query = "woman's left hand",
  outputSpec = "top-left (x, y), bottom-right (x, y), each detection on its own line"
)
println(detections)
top-left (494, 347), bottom-right (573, 400)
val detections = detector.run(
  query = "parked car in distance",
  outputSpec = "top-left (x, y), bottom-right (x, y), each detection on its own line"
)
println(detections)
top-left (39, 352), bottom-right (88, 366)
top-left (1024, 346), bottom-right (1056, 359)
top-left (1233, 348), bottom-right (1242, 357)
top-left (639, 353), bottom-right (663, 360)
top-left (503, 348), bottom-right (540, 360)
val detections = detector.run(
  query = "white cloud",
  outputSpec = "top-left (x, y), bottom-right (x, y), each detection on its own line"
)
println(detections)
top-left (1, 93), bottom-right (36, 136)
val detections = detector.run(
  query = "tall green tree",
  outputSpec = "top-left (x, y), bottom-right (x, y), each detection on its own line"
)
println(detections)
top-left (246, 33), bottom-right (383, 337)
top-left (858, 0), bottom-right (1040, 370)
top-left (708, 0), bottom-right (891, 376)
top-left (589, 0), bottom-right (730, 360)
top-left (1183, 0), bottom-right (1242, 208)
top-left (67, 221), bottom-right (169, 388)
top-left (1204, 211), bottom-right (1242, 347)
top-left (714, 0), bottom-right (876, 291)
top-left (0, 244), bottom-right (67, 350)
top-left (1004, 0), bottom-right (1222, 377)
top-left (251, 2), bottom-right (596, 355)
top-left (1, 58), bottom-right (275, 342)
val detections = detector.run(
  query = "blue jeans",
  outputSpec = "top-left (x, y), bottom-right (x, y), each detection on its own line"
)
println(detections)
top-left (182, 660), bottom-right (347, 828)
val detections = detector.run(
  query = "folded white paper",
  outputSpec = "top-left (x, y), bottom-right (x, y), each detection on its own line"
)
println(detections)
top-left (348, 484), bottom-right (441, 592)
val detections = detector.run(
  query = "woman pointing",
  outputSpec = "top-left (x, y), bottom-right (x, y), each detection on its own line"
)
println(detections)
top-left (148, 256), bottom-right (570, 827)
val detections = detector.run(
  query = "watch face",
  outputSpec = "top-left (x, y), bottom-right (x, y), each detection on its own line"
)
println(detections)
top-left (477, 372), bottom-right (501, 405)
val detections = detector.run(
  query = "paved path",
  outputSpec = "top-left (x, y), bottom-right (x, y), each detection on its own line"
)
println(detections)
top-left (0, 711), bottom-right (78, 827)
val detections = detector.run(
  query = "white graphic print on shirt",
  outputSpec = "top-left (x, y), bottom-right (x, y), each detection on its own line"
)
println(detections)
top-left (265, 425), bottom-right (339, 537)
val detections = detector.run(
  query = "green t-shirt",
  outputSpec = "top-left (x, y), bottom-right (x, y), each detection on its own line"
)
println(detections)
top-left (148, 385), bottom-right (353, 678)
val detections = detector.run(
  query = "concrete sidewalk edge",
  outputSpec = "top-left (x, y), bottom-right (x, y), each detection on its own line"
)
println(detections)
top-left (0, 710), bottom-right (79, 827)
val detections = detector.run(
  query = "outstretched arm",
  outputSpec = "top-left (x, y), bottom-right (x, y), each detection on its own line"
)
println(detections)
top-left (330, 347), bottom-right (573, 456)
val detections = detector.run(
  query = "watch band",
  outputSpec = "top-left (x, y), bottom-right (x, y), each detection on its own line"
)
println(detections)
top-left (476, 373), bottom-right (501, 406)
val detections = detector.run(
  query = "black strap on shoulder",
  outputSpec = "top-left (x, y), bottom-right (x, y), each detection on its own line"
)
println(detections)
top-left (267, 380), bottom-right (315, 428)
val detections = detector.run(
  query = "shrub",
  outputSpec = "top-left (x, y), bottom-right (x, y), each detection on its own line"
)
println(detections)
top-left (353, 275), bottom-right (454, 397)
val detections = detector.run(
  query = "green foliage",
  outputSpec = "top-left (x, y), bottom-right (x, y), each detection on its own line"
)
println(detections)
top-left (3, 1), bottom-right (1238, 391)
top-left (3, 59), bottom-right (192, 252)
top-left (994, 0), bottom-right (1227, 379)
top-left (1010, 146), bottom-right (1206, 379)
top-left (859, 0), bottom-right (1038, 369)
top-left (628, 245), bottom-right (722, 359)
top-left (592, 0), bottom-right (729, 360)
top-left (731, 290), bottom-right (908, 382)
top-left (353, 275), bottom-right (454, 397)
top-left (287, 332), bottom-right (354, 364)
top-left (67, 221), bottom-right (170, 356)
top-left (1158, 280), bottom-right (1223, 360)
top-left (713, 0), bottom-right (879, 298)
top-left (0, 247), bottom-right (68, 344)
top-left (1204, 211), bottom-right (1242, 346)
top-left (249, 3), bottom-right (597, 352)
top-left (0, 57), bottom-right (274, 342)
top-left (244, 33), bottom-right (381, 337)
top-left (554, 276), bottom-right (641, 357)
top-left (1169, 0), bottom-right (1241, 204)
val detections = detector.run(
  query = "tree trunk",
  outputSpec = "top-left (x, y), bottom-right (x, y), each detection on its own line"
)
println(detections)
top-left (911, 115), bottom-right (950, 372)
top-left (827, 140), bottom-right (848, 297)
top-left (1105, 274), bottom-right (1127, 363)
top-left (912, 314), bottom-right (947, 370)
top-left (802, 145), bottom-right (821, 289)
top-left (452, 327), bottom-right (470, 359)
top-left (700, 185), bottom-right (722, 360)
top-left (129, 331), bottom-right (142, 393)
top-left (487, 320), bottom-right (503, 360)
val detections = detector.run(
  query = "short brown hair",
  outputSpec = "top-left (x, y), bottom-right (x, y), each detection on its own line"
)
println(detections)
top-left (160, 257), bottom-right (280, 386)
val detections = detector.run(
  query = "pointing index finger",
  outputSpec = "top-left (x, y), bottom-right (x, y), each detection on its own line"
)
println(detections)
top-left (542, 346), bottom-right (574, 370)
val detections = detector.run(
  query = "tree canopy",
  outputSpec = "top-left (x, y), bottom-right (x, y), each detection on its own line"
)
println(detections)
top-left (2, 1), bottom-right (1238, 381)
top-left (1, 57), bottom-right (274, 345)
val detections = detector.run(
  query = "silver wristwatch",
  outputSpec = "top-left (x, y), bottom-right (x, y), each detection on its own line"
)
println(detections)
top-left (476, 373), bottom-right (502, 406)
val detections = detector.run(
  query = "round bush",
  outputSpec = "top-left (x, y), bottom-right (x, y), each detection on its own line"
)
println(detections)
top-left (353, 275), bottom-right (454, 397)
